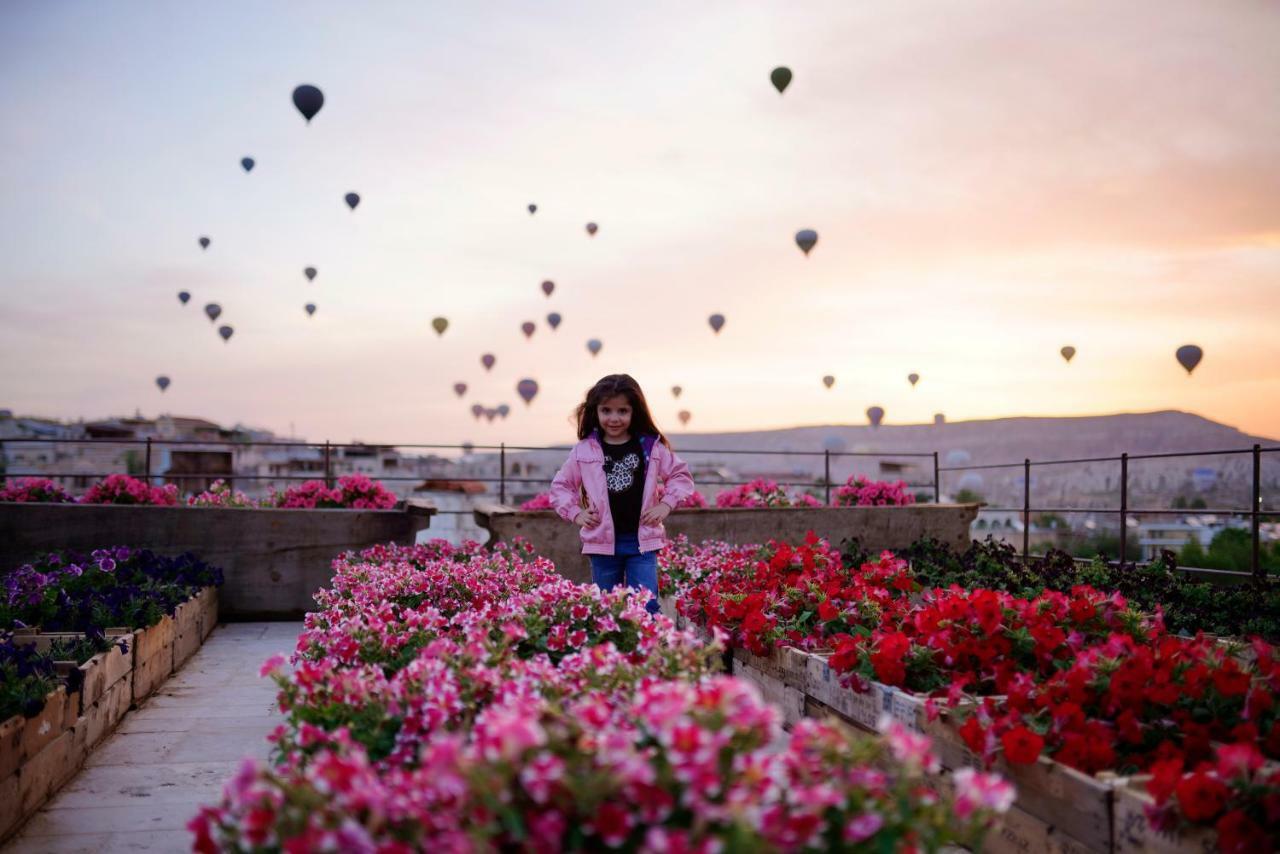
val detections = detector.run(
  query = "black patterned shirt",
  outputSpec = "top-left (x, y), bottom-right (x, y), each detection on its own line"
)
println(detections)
top-left (602, 436), bottom-right (645, 535)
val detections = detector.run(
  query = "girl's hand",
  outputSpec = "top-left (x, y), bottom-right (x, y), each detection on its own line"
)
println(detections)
top-left (640, 502), bottom-right (672, 525)
top-left (574, 506), bottom-right (601, 528)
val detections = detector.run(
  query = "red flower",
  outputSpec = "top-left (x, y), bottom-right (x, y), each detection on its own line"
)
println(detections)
top-left (1174, 771), bottom-right (1229, 822)
top-left (1001, 725), bottom-right (1044, 765)
top-left (818, 599), bottom-right (839, 622)
top-left (1146, 758), bottom-right (1183, 804)
top-left (1214, 809), bottom-right (1269, 854)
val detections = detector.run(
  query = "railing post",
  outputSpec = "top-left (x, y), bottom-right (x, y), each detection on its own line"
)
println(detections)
top-left (144, 437), bottom-right (152, 485)
top-left (1022, 459), bottom-right (1031, 562)
top-left (323, 441), bottom-right (332, 488)
top-left (1253, 444), bottom-right (1262, 581)
top-left (933, 451), bottom-right (940, 504)
top-left (500, 442), bottom-right (507, 505)
top-left (824, 450), bottom-right (831, 505)
top-left (1119, 453), bottom-right (1129, 567)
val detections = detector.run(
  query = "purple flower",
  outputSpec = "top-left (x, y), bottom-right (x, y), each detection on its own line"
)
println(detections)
top-left (98, 558), bottom-right (117, 573)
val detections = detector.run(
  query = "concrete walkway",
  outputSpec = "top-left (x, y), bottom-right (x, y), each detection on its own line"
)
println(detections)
top-left (4, 622), bottom-right (300, 854)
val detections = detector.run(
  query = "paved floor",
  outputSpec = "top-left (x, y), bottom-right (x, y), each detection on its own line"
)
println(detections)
top-left (3, 622), bottom-right (300, 854)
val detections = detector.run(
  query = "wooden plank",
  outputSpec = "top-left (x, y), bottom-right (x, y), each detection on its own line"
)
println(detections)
top-left (734, 661), bottom-right (805, 727)
top-left (0, 716), bottom-right (22, 780)
top-left (19, 688), bottom-right (66, 763)
top-left (18, 727), bottom-right (71, 815)
top-left (199, 586), bottom-right (219, 640)
top-left (1112, 779), bottom-right (1217, 854)
top-left (0, 772), bottom-right (20, 843)
top-left (83, 672), bottom-right (133, 751)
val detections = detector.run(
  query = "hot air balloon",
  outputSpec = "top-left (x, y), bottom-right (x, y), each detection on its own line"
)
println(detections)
top-left (1176, 345), bottom-right (1203, 375)
top-left (204, 303), bottom-right (221, 322)
top-left (586, 339), bottom-right (602, 357)
top-left (484, 408), bottom-right (498, 423)
top-left (795, 229), bottom-right (817, 256)
top-left (708, 314), bottom-right (725, 334)
top-left (218, 325), bottom-right (234, 342)
top-left (770, 66), bottom-right (793, 94)
top-left (671, 385), bottom-right (683, 398)
top-left (521, 321), bottom-right (536, 339)
top-left (453, 382), bottom-right (467, 398)
top-left (547, 312), bottom-right (562, 330)
top-left (585, 222), bottom-right (598, 237)
top-left (198, 236), bottom-right (210, 250)
top-left (292, 84), bottom-right (324, 123)
top-left (908, 373), bottom-right (920, 387)
top-left (432, 317), bottom-right (449, 337)
top-left (541, 280), bottom-right (555, 297)
top-left (1060, 346), bottom-right (1076, 363)
top-left (866, 406), bottom-right (884, 428)
top-left (178, 291), bottom-right (190, 305)
top-left (471, 404), bottom-right (484, 420)
top-left (678, 410), bottom-right (691, 426)
top-left (345, 192), bottom-right (360, 210)
top-left (155, 376), bottom-right (170, 392)
top-left (498, 405), bottom-right (511, 419)
top-left (481, 354), bottom-right (496, 371)
top-left (241, 157), bottom-right (255, 172)
top-left (528, 203), bottom-right (537, 215)
top-left (304, 267), bottom-right (317, 282)
top-left (517, 379), bottom-right (539, 404)
top-left (822, 375), bottom-right (835, 389)
top-left (305, 303), bottom-right (316, 317)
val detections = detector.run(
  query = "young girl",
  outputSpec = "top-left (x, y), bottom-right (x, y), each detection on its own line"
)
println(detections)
top-left (549, 374), bottom-right (695, 613)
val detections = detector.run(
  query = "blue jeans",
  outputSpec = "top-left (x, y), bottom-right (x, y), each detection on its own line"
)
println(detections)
top-left (589, 533), bottom-right (660, 614)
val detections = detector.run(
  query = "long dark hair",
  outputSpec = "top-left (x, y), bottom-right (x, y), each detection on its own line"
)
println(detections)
top-left (574, 374), bottom-right (671, 448)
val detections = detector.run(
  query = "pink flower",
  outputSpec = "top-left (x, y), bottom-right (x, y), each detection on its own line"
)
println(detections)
top-left (259, 653), bottom-right (288, 678)
top-left (844, 812), bottom-right (884, 843)
top-left (952, 767), bottom-right (1015, 818)
top-left (878, 716), bottom-right (940, 773)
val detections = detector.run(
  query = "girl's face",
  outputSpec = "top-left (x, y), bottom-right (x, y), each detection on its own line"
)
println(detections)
top-left (596, 394), bottom-right (633, 440)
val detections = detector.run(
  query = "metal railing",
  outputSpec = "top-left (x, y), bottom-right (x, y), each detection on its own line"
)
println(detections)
top-left (3, 436), bottom-right (1278, 578)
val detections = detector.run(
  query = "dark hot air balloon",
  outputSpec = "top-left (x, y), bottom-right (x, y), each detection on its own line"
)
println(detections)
top-left (585, 222), bottom-right (598, 237)
top-left (822, 375), bottom-right (834, 389)
top-left (453, 382), bottom-right (467, 398)
top-left (547, 312), bottom-right (562, 330)
top-left (1060, 346), bottom-right (1076, 363)
top-left (178, 291), bottom-right (190, 305)
top-left (481, 354), bottom-right (496, 371)
top-left (198, 236), bottom-right (210, 250)
top-left (528, 203), bottom-right (537, 215)
top-left (908, 373), bottom-right (920, 387)
top-left (678, 410), bottom-right (691, 426)
top-left (1176, 345), bottom-right (1203, 375)
top-left (521, 321), bottom-right (536, 339)
top-left (866, 406), bottom-right (885, 428)
top-left (304, 267), bottom-right (317, 282)
top-left (344, 192), bottom-right (360, 210)
top-left (541, 280), bottom-right (554, 297)
top-left (432, 317), bottom-right (449, 336)
top-left (517, 379), bottom-right (539, 405)
top-left (471, 404), bottom-right (484, 420)
top-left (770, 66), bottom-right (792, 94)
top-left (241, 157), bottom-right (255, 172)
top-left (484, 408), bottom-right (497, 423)
top-left (204, 303), bottom-right (221, 322)
top-left (292, 84), bottom-right (324, 123)
top-left (155, 376), bottom-right (170, 392)
top-left (497, 404), bottom-right (510, 418)
top-left (671, 385), bottom-right (682, 398)
top-left (305, 303), bottom-right (316, 317)
top-left (795, 229), bottom-right (817, 256)
top-left (708, 314), bottom-right (725, 334)
top-left (586, 339), bottom-right (602, 357)
top-left (218, 325), bottom-right (234, 342)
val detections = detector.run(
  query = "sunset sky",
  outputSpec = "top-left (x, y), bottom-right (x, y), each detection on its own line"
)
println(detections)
top-left (2, 0), bottom-right (1278, 446)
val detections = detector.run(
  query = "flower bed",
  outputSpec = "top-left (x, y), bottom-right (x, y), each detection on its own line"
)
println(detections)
top-left (192, 538), bottom-right (1011, 852)
top-left (662, 534), bottom-right (1280, 853)
top-left (1, 547), bottom-right (224, 841)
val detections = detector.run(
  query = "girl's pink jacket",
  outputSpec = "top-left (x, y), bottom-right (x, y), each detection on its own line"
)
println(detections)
top-left (549, 431), bottom-right (695, 555)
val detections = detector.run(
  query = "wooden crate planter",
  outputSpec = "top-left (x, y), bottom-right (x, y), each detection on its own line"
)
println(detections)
top-left (131, 614), bottom-right (176, 703)
top-left (932, 770), bottom-right (1102, 854)
top-left (1112, 778), bottom-right (1217, 854)
top-left (172, 595), bottom-right (202, 670)
top-left (730, 649), bottom-right (806, 726)
top-left (13, 632), bottom-right (133, 718)
top-left (197, 586), bottom-right (220, 641)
